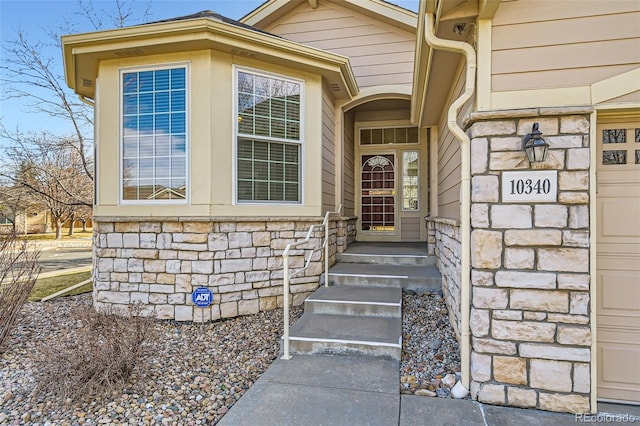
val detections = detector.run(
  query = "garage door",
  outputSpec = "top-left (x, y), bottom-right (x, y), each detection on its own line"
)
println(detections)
top-left (596, 117), bottom-right (640, 403)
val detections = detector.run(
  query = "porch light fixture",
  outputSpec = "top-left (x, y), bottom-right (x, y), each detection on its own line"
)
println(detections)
top-left (523, 122), bottom-right (549, 163)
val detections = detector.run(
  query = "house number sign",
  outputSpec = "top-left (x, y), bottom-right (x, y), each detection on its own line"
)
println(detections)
top-left (501, 170), bottom-right (557, 202)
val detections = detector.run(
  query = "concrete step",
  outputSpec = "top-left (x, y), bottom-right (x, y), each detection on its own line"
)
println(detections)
top-left (337, 241), bottom-right (434, 267)
top-left (286, 313), bottom-right (402, 360)
top-left (327, 263), bottom-right (442, 292)
top-left (336, 252), bottom-right (436, 267)
top-left (305, 286), bottom-right (401, 318)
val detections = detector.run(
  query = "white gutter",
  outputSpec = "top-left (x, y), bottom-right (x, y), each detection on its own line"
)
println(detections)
top-left (424, 12), bottom-right (476, 394)
top-left (78, 95), bottom-right (95, 107)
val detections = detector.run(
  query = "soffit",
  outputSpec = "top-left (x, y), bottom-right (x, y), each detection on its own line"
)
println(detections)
top-left (62, 17), bottom-right (358, 100)
top-left (412, 0), bottom-right (501, 126)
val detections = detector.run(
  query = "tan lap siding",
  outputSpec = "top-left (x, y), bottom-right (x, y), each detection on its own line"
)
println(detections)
top-left (436, 60), bottom-right (471, 220)
top-left (343, 109), bottom-right (355, 216)
top-left (492, 1), bottom-right (640, 91)
top-left (264, 1), bottom-right (415, 89)
top-left (321, 86), bottom-right (336, 212)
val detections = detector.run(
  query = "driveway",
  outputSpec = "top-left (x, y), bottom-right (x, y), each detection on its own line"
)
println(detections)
top-left (37, 247), bottom-right (92, 274)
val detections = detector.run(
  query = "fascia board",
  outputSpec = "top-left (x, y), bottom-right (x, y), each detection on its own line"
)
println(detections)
top-left (240, 0), bottom-right (293, 27)
top-left (343, 0), bottom-right (417, 30)
top-left (242, 0), bottom-right (417, 31)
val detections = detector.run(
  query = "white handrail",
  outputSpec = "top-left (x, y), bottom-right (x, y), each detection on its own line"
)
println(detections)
top-left (281, 205), bottom-right (342, 360)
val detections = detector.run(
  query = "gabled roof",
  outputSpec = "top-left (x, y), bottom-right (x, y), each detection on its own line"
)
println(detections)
top-left (242, 0), bottom-right (417, 32)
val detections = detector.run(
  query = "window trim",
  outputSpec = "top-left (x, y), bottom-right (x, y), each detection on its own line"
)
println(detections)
top-left (358, 125), bottom-right (420, 146)
top-left (232, 65), bottom-right (305, 205)
top-left (0, 212), bottom-right (15, 225)
top-left (118, 62), bottom-right (191, 205)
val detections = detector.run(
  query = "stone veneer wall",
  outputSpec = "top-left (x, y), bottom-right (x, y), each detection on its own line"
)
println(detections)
top-left (467, 108), bottom-right (592, 414)
top-left (93, 216), bottom-right (357, 321)
top-left (428, 217), bottom-right (462, 341)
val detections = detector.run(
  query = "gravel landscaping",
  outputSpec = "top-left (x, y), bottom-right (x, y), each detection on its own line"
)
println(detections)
top-left (1, 290), bottom-right (460, 424)
top-left (401, 291), bottom-right (462, 397)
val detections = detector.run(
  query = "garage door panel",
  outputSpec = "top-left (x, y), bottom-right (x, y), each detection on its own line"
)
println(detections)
top-left (597, 270), bottom-right (640, 315)
top-left (597, 243), bottom-right (640, 255)
top-left (598, 336), bottom-right (640, 401)
top-left (599, 200), bottom-right (640, 238)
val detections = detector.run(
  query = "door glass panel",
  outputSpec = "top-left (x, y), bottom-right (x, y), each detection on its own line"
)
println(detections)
top-left (402, 151), bottom-right (419, 211)
top-left (361, 154), bottom-right (395, 231)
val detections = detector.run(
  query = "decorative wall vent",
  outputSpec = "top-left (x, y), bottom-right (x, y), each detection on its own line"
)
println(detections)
top-left (113, 48), bottom-right (145, 57)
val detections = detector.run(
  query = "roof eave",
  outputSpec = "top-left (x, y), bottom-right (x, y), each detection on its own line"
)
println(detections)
top-left (62, 17), bottom-right (359, 100)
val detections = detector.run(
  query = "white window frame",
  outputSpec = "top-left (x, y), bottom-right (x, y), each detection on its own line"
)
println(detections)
top-left (232, 65), bottom-right (305, 205)
top-left (118, 62), bottom-right (191, 205)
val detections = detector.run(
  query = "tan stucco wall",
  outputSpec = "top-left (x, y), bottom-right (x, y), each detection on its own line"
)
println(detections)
top-left (95, 50), bottom-right (325, 218)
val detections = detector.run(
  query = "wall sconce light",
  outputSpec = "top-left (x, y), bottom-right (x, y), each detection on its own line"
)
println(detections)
top-left (523, 122), bottom-right (549, 163)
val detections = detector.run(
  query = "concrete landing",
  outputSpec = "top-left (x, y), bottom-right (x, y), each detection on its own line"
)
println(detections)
top-left (219, 354), bottom-right (609, 426)
top-left (343, 242), bottom-right (428, 256)
top-left (337, 242), bottom-right (435, 267)
top-left (219, 355), bottom-right (399, 426)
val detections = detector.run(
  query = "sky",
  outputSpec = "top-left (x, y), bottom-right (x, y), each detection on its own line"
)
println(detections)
top-left (0, 0), bottom-right (420, 150)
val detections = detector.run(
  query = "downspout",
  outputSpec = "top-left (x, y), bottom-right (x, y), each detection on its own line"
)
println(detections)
top-left (424, 12), bottom-right (476, 395)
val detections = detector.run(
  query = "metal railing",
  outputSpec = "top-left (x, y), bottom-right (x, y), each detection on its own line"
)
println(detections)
top-left (281, 205), bottom-right (342, 360)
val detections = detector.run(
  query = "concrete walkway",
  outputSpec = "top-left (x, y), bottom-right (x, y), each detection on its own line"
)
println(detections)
top-left (219, 354), bottom-right (639, 426)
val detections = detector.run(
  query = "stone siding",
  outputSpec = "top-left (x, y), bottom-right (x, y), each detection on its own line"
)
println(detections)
top-left (92, 217), bottom-right (357, 321)
top-left (429, 217), bottom-right (462, 341)
top-left (467, 111), bottom-right (592, 414)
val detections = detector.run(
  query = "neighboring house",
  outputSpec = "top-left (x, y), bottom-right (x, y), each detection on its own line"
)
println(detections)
top-left (0, 211), bottom-right (20, 234)
top-left (0, 206), bottom-right (48, 234)
top-left (62, 0), bottom-right (639, 415)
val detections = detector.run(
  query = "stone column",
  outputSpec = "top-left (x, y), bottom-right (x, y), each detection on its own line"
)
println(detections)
top-left (467, 108), bottom-right (592, 414)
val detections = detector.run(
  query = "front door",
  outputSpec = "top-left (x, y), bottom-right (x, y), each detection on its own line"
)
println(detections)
top-left (596, 117), bottom-right (640, 404)
top-left (354, 124), bottom-right (426, 242)
top-left (360, 153), bottom-right (396, 234)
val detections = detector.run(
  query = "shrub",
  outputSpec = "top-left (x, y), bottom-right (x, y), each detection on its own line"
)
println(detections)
top-left (0, 232), bottom-right (40, 353)
top-left (35, 303), bottom-right (157, 400)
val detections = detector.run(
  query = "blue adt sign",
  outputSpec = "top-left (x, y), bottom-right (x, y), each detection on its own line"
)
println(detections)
top-left (191, 287), bottom-right (213, 307)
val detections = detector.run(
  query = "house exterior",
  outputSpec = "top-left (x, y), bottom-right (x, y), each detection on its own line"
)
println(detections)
top-left (62, 0), bottom-right (639, 415)
top-left (0, 207), bottom-right (49, 234)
